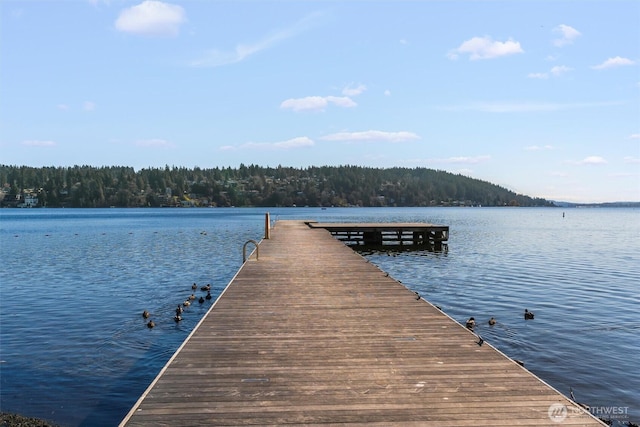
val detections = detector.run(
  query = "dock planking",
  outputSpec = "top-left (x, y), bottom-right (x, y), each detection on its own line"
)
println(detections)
top-left (120, 220), bottom-right (603, 426)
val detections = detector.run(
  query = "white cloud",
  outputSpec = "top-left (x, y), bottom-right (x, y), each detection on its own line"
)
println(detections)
top-left (447, 36), bottom-right (523, 60)
top-left (280, 96), bottom-right (327, 112)
top-left (115, 1), bottom-right (186, 37)
top-left (577, 156), bottom-right (607, 165)
top-left (553, 24), bottom-right (581, 47)
top-left (384, 89), bottom-right (391, 96)
top-left (83, 101), bottom-right (96, 111)
top-left (624, 156), bottom-right (640, 164)
top-left (223, 137), bottom-right (314, 151)
top-left (629, 134), bottom-right (640, 139)
top-left (22, 140), bottom-right (56, 147)
top-left (190, 13), bottom-right (319, 67)
top-left (326, 96), bottom-right (357, 108)
top-left (134, 138), bottom-right (174, 148)
top-left (281, 83), bottom-right (365, 112)
top-left (280, 96), bottom-right (356, 112)
top-left (57, 104), bottom-right (70, 111)
top-left (591, 56), bottom-right (636, 70)
top-left (319, 130), bottom-right (420, 143)
top-left (342, 83), bottom-right (367, 97)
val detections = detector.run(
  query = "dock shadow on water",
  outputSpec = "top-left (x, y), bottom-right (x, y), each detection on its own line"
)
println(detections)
top-left (351, 242), bottom-right (448, 256)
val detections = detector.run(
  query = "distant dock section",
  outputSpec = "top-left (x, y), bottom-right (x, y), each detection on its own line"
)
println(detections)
top-left (307, 221), bottom-right (449, 249)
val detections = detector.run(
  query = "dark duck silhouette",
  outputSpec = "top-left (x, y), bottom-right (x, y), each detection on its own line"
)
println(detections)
top-left (205, 291), bottom-right (212, 300)
top-left (147, 320), bottom-right (155, 328)
top-left (191, 283), bottom-right (197, 290)
top-left (524, 309), bottom-right (535, 320)
top-left (142, 310), bottom-right (150, 319)
top-left (201, 284), bottom-right (211, 291)
top-left (465, 317), bottom-right (476, 329)
top-left (198, 296), bottom-right (205, 304)
top-left (488, 317), bottom-right (496, 325)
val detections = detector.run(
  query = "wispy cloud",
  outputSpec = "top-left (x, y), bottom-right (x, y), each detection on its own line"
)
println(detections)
top-left (22, 140), bottom-right (56, 147)
top-left (591, 56), bottom-right (636, 70)
top-left (319, 130), bottom-right (420, 143)
top-left (191, 13), bottom-right (320, 68)
top-left (115, 1), bottom-right (186, 37)
top-left (552, 24), bottom-right (581, 47)
top-left (624, 156), bottom-right (640, 164)
top-left (220, 136), bottom-right (314, 151)
top-left (574, 156), bottom-right (607, 165)
top-left (342, 83), bottom-right (367, 97)
top-left (439, 100), bottom-right (622, 113)
top-left (134, 138), bottom-right (175, 148)
top-left (57, 104), bottom-right (70, 111)
top-left (280, 96), bottom-right (356, 112)
top-left (447, 36), bottom-right (523, 60)
top-left (528, 65), bottom-right (572, 79)
top-left (551, 65), bottom-right (572, 76)
top-left (629, 134), bottom-right (640, 139)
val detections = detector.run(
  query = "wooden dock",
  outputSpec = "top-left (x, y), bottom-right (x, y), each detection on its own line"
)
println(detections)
top-left (307, 222), bottom-right (449, 249)
top-left (120, 220), bottom-right (603, 426)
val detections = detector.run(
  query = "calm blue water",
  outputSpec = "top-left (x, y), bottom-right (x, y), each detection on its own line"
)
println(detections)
top-left (0, 207), bottom-right (638, 426)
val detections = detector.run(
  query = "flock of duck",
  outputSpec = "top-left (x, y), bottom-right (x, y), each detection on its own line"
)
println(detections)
top-left (465, 309), bottom-right (535, 330)
top-left (143, 283), bottom-right (213, 328)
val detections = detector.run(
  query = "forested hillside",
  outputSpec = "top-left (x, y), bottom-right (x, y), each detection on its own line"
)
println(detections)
top-left (0, 164), bottom-right (552, 208)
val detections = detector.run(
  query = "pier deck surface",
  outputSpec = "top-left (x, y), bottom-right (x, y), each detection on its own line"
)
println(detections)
top-left (121, 220), bottom-right (602, 426)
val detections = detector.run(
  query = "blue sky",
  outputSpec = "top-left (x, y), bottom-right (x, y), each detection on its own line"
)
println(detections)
top-left (1, 1), bottom-right (638, 203)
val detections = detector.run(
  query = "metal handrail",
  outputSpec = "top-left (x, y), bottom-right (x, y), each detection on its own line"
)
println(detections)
top-left (243, 239), bottom-right (259, 262)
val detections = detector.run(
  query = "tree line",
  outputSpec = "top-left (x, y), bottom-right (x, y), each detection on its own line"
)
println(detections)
top-left (0, 164), bottom-right (553, 208)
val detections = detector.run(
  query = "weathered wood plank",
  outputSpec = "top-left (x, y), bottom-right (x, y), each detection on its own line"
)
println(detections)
top-left (120, 220), bottom-right (603, 426)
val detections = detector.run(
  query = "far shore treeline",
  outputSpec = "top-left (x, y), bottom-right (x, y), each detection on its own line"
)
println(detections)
top-left (0, 164), bottom-right (553, 208)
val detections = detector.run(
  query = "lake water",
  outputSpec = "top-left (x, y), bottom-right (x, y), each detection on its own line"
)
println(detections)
top-left (0, 207), bottom-right (638, 426)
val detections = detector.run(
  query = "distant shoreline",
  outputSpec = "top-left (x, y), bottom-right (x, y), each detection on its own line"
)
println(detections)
top-left (1, 202), bottom-right (639, 209)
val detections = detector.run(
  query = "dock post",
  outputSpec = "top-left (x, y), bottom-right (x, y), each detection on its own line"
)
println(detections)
top-left (265, 212), bottom-right (271, 239)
